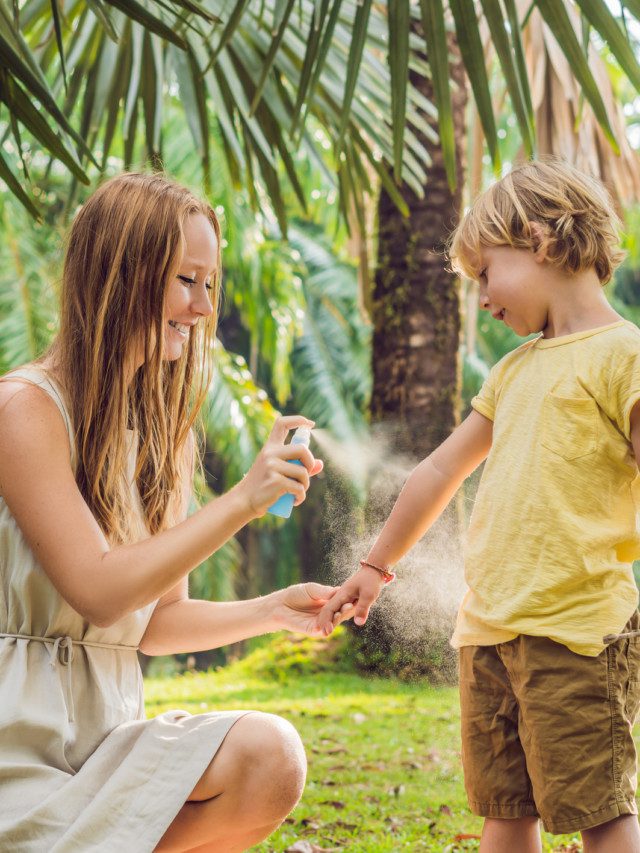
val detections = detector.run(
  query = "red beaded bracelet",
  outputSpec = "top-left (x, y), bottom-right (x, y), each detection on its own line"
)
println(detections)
top-left (359, 559), bottom-right (396, 584)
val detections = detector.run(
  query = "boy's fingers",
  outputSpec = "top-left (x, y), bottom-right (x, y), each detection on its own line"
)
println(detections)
top-left (353, 591), bottom-right (377, 626)
top-left (310, 459), bottom-right (324, 476)
top-left (318, 589), bottom-right (354, 631)
top-left (334, 604), bottom-right (357, 627)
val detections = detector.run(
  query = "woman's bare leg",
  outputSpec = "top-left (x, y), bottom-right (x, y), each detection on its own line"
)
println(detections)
top-left (154, 713), bottom-right (306, 853)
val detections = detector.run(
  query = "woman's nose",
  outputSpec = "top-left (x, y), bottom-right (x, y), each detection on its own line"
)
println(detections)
top-left (193, 289), bottom-right (214, 318)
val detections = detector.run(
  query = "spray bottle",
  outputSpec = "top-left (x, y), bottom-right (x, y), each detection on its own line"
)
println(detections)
top-left (267, 426), bottom-right (312, 519)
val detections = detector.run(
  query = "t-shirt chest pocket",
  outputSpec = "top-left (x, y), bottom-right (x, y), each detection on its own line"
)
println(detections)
top-left (541, 393), bottom-right (599, 460)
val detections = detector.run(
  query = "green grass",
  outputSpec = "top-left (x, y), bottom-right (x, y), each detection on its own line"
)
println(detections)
top-left (143, 632), bottom-right (611, 852)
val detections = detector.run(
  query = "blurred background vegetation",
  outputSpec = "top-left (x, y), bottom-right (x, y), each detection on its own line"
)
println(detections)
top-left (4, 0), bottom-right (640, 675)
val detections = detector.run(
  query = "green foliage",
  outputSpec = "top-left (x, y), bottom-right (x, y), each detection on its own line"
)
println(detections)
top-left (0, 194), bottom-right (60, 372)
top-left (289, 223), bottom-right (371, 442)
top-left (227, 626), bottom-right (354, 682)
top-left (1, 0), bottom-right (432, 224)
top-left (348, 625), bottom-right (457, 684)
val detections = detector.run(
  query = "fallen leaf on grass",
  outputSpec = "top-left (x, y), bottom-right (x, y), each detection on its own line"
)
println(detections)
top-left (454, 834), bottom-right (482, 841)
top-left (332, 821), bottom-right (357, 831)
top-left (351, 712), bottom-right (367, 724)
top-left (319, 800), bottom-right (346, 809)
top-left (325, 746), bottom-right (348, 755)
top-left (439, 804), bottom-right (452, 816)
top-left (387, 785), bottom-right (405, 797)
top-left (285, 842), bottom-right (343, 853)
top-left (384, 816), bottom-right (404, 834)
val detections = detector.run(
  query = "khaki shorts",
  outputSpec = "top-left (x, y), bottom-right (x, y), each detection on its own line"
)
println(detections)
top-left (459, 612), bottom-right (640, 834)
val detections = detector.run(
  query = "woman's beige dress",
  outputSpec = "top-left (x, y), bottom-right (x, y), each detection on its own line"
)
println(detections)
top-left (0, 367), bottom-right (249, 852)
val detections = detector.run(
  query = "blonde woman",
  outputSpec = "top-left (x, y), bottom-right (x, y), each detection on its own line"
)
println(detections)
top-left (0, 173), bottom-right (347, 853)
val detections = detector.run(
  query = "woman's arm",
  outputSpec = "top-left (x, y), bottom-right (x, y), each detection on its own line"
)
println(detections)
top-left (138, 583), bottom-right (348, 655)
top-left (0, 381), bottom-right (318, 628)
top-left (139, 595), bottom-right (279, 655)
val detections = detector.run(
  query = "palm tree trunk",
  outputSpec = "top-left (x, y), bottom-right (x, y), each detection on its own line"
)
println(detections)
top-left (371, 34), bottom-right (467, 460)
top-left (354, 33), bottom-right (468, 676)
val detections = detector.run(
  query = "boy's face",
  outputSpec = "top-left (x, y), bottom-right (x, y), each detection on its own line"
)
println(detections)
top-left (477, 244), bottom-right (548, 337)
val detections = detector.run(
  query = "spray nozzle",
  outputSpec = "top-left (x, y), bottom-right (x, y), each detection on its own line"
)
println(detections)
top-left (291, 426), bottom-right (312, 446)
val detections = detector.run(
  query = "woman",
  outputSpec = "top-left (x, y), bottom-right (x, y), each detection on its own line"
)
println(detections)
top-left (0, 172), bottom-right (349, 852)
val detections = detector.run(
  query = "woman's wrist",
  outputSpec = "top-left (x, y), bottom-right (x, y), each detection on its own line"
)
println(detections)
top-left (227, 480), bottom-right (260, 523)
top-left (258, 589), bottom-right (284, 632)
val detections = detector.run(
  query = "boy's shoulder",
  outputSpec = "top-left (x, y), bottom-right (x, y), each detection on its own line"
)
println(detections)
top-left (590, 320), bottom-right (640, 368)
top-left (609, 319), bottom-right (640, 348)
top-left (490, 336), bottom-right (539, 375)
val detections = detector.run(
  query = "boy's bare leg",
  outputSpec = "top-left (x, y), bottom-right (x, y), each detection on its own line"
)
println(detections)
top-left (479, 817), bottom-right (541, 853)
top-left (581, 815), bottom-right (640, 853)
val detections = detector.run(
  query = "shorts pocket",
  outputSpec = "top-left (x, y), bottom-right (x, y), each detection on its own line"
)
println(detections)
top-left (541, 393), bottom-right (598, 461)
top-left (625, 635), bottom-right (640, 724)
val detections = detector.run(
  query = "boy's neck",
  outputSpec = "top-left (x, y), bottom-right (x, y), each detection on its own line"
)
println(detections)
top-left (541, 269), bottom-right (622, 338)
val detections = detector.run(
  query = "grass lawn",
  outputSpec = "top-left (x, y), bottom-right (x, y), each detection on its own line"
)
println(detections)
top-left (144, 632), bottom-right (626, 852)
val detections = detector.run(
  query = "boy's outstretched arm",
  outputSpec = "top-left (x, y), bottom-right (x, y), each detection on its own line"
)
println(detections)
top-left (317, 410), bottom-right (493, 635)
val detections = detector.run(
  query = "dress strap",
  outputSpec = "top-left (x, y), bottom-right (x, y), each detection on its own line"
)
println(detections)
top-left (2, 366), bottom-right (77, 469)
top-left (0, 633), bottom-right (139, 724)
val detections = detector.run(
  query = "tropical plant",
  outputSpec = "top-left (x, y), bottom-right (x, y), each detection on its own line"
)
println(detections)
top-left (1, 0), bottom-right (434, 231)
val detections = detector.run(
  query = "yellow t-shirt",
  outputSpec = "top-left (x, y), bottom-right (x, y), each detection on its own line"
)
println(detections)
top-left (452, 320), bottom-right (640, 656)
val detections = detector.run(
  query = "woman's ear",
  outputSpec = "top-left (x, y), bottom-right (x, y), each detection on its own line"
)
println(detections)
top-left (528, 221), bottom-right (549, 263)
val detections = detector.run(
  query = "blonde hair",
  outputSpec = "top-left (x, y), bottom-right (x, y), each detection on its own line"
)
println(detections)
top-left (449, 158), bottom-right (625, 284)
top-left (40, 172), bottom-right (221, 544)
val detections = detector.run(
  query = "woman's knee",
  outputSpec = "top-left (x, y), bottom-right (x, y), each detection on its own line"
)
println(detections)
top-left (237, 712), bottom-right (307, 814)
top-left (192, 712), bottom-right (306, 820)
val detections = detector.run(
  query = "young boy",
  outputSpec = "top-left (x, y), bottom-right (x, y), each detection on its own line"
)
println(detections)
top-left (319, 159), bottom-right (640, 851)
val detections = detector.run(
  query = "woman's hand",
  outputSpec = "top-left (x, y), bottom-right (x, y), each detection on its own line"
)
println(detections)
top-left (235, 415), bottom-right (324, 519)
top-left (316, 566), bottom-right (387, 636)
top-left (270, 583), bottom-right (356, 637)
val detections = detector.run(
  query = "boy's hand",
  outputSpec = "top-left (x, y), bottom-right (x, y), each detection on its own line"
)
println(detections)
top-left (271, 582), bottom-right (354, 637)
top-left (317, 567), bottom-right (387, 636)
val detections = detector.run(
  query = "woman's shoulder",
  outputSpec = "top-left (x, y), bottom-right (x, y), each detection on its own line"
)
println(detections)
top-left (0, 364), bottom-right (70, 441)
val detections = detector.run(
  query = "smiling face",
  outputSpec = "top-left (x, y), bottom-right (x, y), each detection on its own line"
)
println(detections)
top-left (162, 212), bottom-right (218, 361)
top-left (477, 244), bottom-right (550, 337)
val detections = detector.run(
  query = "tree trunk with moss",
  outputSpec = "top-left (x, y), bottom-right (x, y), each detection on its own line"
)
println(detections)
top-left (354, 34), bottom-right (468, 675)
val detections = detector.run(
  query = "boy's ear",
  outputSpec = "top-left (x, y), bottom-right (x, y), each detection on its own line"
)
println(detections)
top-left (528, 221), bottom-right (549, 263)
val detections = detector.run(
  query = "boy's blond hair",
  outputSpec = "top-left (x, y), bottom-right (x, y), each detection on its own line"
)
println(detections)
top-left (449, 158), bottom-right (625, 284)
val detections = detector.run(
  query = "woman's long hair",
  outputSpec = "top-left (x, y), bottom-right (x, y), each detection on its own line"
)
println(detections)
top-left (41, 172), bottom-right (221, 544)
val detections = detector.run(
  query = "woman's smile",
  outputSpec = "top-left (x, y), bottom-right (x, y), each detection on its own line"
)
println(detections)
top-left (168, 320), bottom-right (192, 339)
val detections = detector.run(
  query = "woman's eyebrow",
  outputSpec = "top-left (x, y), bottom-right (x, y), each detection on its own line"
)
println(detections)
top-left (180, 259), bottom-right (218, 275)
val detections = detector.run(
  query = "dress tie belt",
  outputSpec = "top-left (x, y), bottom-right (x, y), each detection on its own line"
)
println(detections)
top-left (0, 633), bottom-right (139, 723)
